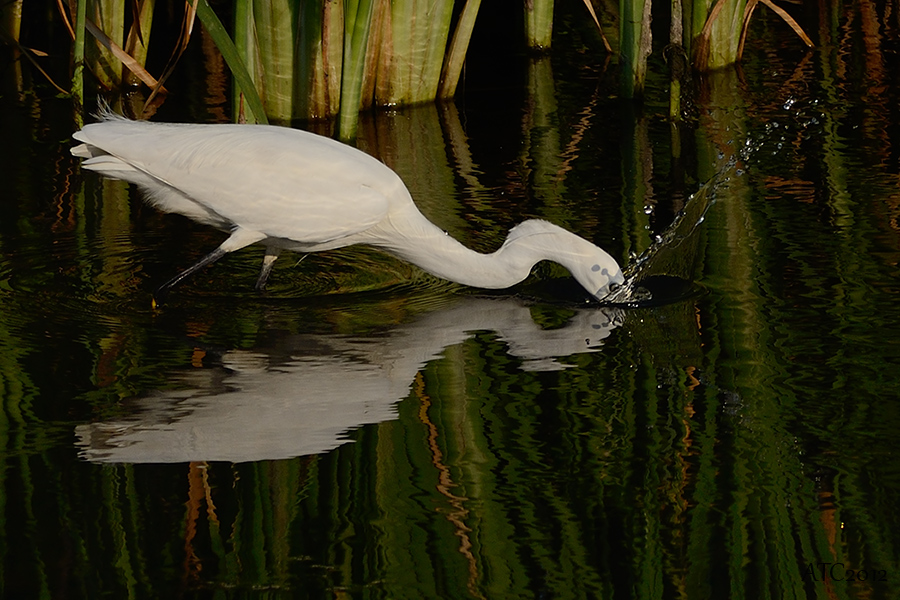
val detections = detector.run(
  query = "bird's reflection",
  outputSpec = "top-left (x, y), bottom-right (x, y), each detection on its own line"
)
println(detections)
top-left (76, 297), bottom-right (622, 463)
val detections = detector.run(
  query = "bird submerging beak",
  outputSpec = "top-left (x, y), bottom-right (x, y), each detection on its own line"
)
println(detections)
top-left (71, 113), bottom-right (625, 303)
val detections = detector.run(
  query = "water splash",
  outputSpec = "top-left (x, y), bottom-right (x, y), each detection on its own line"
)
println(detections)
top-left (604, 155), bottom-right (739, 306)
top-left (603, 94), bottom-right (829, 307)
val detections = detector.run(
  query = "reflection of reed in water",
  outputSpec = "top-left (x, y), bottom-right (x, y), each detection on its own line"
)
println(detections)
top-left (605, 159), bottom-right (731, 306)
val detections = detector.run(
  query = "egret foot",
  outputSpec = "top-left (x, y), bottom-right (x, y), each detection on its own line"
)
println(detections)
top-left (255, 248), bottom-right (282, 291)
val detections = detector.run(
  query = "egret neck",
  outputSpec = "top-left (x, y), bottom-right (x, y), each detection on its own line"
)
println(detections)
top-left (357, 202), bottom-right (613, 293)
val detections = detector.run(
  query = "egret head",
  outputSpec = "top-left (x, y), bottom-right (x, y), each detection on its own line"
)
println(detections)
top-left (570, 247), bottom-right (625, 302)
top-left (502, 220), bottom-right (626, 302)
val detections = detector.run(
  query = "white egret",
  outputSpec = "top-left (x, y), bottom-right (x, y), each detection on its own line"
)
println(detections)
top-left (71, 114), bottom-right (624, 301)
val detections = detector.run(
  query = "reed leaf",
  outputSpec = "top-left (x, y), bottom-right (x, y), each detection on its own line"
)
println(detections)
top-left (439, 0), bottom-right (481, 99)
top-left (737, 0), bottom-right (813, 61)
top-left (0, 35), bottom-right (69, 95)
top-left (338, 0), bottom-right (377, 138)
top-left (123, 0), bottom-right (154, 87)
top-left (579, 0), bottom-right (611, 52)
top-left (735, 0), bottom-right (759, 61)
top-left (361, 0), bottom-right (387, 111)
top-left (693, 0), bottom-right (746, 70)
top-left (232, 0), bottom-right (260, 122)
top-left (85, 18), bottom-right (163, 90)
top-left (86, 0), bottom-right (125, 88)
top-left (190, 0), bottom-right (267, 124)
top-left (141, 2), bottom-right (195, 113)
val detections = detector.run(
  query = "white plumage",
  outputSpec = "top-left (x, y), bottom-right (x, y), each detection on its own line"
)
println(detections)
top-left (72, 115), bottom-right (624, 300)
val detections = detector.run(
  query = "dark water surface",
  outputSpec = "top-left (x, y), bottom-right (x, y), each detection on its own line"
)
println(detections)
top-left (2, 11), bottom-right (900, 600)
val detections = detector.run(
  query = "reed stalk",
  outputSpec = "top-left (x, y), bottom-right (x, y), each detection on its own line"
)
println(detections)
top-left (693, 0), bottom-right (812, 70)
top-left (360, 0), bottom-right (386, 111)
top-left (375, 0), bottom-right (454, 106)
top-left (86, 0), bottom-right (125, 89)
top-left (64, 0), bottom-right (484, 125)
top-left (72, 0), bottom-right (88, 121)
top-left (525, 0), bottom-right (554, 50)
top-left (0, 0), bottom-right (22, 42)
top-left (693, 0), bottom-right (746, 69)
top-left (338, 0), bottom-right (377, 138)
top-left (297, 0), bottom-right (343, 120)
top-left (232, 0), bottom-right (259, 121)
top-left (619, 0), bottom-right (652, 98)
top-left (191, 0), bottom-right (267, 123)
top-left (439, 0), bottom-right (481, 99)
top-left (668, 0), bottom-right (685, 121)
top-left (123, 0), bottom-right (155, 87)
top-left (253, 0), bottom-right (297, 124)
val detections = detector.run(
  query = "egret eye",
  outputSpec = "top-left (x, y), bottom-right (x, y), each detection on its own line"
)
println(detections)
top-left (609, 282), bottom-right (621, 293)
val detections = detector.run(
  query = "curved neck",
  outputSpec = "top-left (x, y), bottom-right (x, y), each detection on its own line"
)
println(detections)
top-left (366, 207), bottom-right (576, 289)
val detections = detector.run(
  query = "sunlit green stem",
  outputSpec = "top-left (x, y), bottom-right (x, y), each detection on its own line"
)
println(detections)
top-left (338, 0), bottom-right (376, 138)
top-left (72, 0), bottom-right (88, 122)
top-left (86, 0), bottom-right (125, 88)
top-left (123, 0), bottom-right (154, 87)
top-left (253, 0), bottom-right (297, 124)
top-left (525, 0), bottom-right (553, 50)
top-left (0, 0), bottom-right (22, 42)
top-left (232, 0), bottom-right (259, 122)
top-left (439, 0), bottom-right (480, 99)
top-left (375, 0), bottom-right (454, 106)
top-left (620, 0), bottom-right (651, 98)
top-left (693, 0), bottom-right (747, 69)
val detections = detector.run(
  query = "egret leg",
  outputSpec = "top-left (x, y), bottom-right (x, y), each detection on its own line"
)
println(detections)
top-left (153, 227), bottom-right (267, 303)
top-left (154, 247), bottom-right (228, 301)
top-left (255, 247), bottom-right (282, 291)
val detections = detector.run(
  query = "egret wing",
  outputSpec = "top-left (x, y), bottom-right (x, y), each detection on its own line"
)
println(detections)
top-left (74, 121), bottom-right (395, 244)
